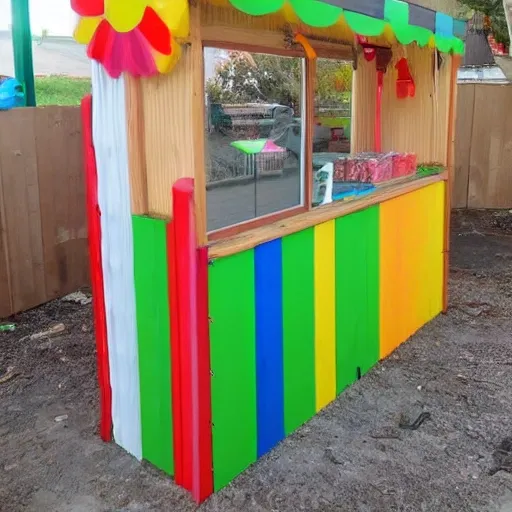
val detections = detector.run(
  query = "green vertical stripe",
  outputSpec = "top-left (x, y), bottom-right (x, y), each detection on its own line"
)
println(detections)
top-left (209, 251), bottom-right (257, 491)
top-left (11, 0), bottom-right (36, 106)
top-left (282, 229), bottom-right (316, 435)
top-left (335, 207), bottom-right (380, 394)
top-left (133, 216), bottom-right (173, 475)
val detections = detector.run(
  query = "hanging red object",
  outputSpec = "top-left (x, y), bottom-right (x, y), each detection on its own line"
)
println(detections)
top-left (375, 70), bottom-right (383, 153)
top-left (395, 58), bottom-right (415, 99)
top-left (356, 35), bottom-right (376, 62)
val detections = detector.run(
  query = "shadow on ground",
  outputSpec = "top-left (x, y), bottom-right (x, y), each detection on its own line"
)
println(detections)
top-left (1, 210), bottom-right (512, 512)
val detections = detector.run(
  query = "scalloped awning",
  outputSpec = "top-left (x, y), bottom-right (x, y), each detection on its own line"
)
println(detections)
top-left (71, 0), bottom-right (465, 79)
top-left (228, 0), bottom-right (466, 54)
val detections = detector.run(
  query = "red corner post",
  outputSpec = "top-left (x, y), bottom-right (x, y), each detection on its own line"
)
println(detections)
top-left (81, 94), bottom-right (112, 442)
top-left (168, 178), bottom-right (213, 503)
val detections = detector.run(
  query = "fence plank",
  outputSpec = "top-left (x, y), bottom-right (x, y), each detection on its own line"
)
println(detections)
top-left (0, 154), bottom-right (13, 318)
top-left (35, 107), bottom-right (88, 301)
top-left (453, 84), bottom-right (475, 208)
top-left (468, 84), bottom-right (512, 209)
top-left (0, 108), bottom-right (46, 313)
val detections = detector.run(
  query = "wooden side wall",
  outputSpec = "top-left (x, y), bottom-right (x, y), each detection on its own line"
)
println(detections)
top-left (208, 181), bottom-right (445, 492)
top-left (0, 106), bottom-right (89, 318)
top-left (453, 83), bottom-right (512, 209)
top-left (353, 45), bottom-right (452, 165)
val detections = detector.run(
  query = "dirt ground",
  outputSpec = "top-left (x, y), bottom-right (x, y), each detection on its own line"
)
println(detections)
top-left (1, 210), bottom-right (512, 512)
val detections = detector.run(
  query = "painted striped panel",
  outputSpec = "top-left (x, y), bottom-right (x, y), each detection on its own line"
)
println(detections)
top-left (92, 62), bottom-right (142, 458)
top-left (380, 184), bottom-right (445, 359)
top-left (209, 251), bottom-right (257, 492)
top-left (335, 207), bottom-right (380, 394)
top-left (314, 220), bottom-right (336, 411)
top-left (400, 192), bottom-right (418, 342)
top-left (425, 182), bottom-right (445, 321)
top-left (133, 216), bottom-right (173, 475)
top-left (282, 229), bottom-right (316, 435)
top-left (255, 240), bottom-right (285, 457)
top-left (380, 193), bottom-right (413, 358)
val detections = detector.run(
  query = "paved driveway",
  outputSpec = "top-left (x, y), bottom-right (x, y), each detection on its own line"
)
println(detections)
top-left (0, 32), bottom-right (90, 77)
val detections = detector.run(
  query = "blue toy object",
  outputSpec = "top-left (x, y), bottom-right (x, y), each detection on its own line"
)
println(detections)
top-left (0, 76), bottom-right (25, 111)
top-left (332, 182), bottom-right (376, 201)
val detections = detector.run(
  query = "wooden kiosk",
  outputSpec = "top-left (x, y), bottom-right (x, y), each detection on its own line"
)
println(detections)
top-left (73, 0), bottom-right (465, 503)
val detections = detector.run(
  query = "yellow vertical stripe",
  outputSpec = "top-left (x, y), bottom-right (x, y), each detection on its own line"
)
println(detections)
top-left (380, 183), bottom-right (446, 360)
top-left (380, 197), bottom-right (400, 359)
top-left (427, 182), bottom-right (445, 319)
top-left (414, 186), bottom-right (430, 329)
top-left (314, 220), bottom-right (336, 411)
top-left (404, 190), bottom-right (422, 338)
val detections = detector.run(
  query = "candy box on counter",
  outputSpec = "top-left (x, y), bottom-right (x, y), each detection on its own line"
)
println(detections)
top-left (345, 156), bottom-right (372, 182)
top-left (365, 152), bottom-right (393, 183)
top-left (391, 152), bottom-right (417, 178)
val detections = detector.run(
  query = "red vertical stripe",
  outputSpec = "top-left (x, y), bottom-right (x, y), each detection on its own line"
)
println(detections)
top-left (170, 179), bottom-right (213, 503)
top-left (197, 246), bottom-right (214, 501)
top-left (172, 180), bottom-right (195, 493)
top-left (375, 70), bottom-right (383, 153)
top-left (167, 220), bottom-right (184, 485)
top-left (81, 94), bottom-right (112, 442)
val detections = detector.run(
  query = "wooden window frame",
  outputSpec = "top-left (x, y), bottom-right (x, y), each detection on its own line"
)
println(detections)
top-left (202, 33), bottom-right (354, 242)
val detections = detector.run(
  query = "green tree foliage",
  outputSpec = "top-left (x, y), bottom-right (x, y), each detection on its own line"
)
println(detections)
top-left (458, 0), bottom-right (509, 44)
top-left (206, 51), bottom-right (352, 107)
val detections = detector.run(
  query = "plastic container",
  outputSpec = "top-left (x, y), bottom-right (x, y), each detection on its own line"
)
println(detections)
top-left (0, 77), bottom-right (24, 111)
top-left (312, 162), bottom-right (334, 207)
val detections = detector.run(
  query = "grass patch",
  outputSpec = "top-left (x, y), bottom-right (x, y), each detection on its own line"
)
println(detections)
top-left (35, 76), bottom-right (91, 106)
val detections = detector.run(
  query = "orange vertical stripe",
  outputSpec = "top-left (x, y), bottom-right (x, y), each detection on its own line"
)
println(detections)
top-left (380, 184), bottom-right (446, 360)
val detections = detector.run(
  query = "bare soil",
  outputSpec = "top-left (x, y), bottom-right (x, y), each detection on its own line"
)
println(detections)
top-left (1, 210), bottom-right (512, 512)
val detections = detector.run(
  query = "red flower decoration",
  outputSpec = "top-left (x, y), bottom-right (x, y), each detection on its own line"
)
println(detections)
top-left (138, 7), bottom-right (172, 55)
top-left (71, 0), bottom-right (104, 17)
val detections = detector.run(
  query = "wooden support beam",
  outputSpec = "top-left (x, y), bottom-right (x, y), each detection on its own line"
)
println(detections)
top-left (191, 1), bottom-right (208, 246)
top-left (125, 75), bottom-right (149, 215)
top-left (443, 54), bottom-right (461, 314)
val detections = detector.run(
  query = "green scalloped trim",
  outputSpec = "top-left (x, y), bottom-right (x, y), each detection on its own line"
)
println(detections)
top-left (227, 0), bottom-right (465, 54)
top-left (289, 0), bottom-right (342, 27)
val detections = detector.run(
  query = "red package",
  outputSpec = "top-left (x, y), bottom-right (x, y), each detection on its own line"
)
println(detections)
top-left (368, 153), bottom-right (392, 183)
top-left (391, 153), bottom-right (407, 178)
top-left (345, 156), bottom-right (372, 182)
top-left (333, 158), bottom-right (346, 182)
top-left (406, 153), bottom-right (417, 175)
top-left (391, 152), bottom-right (417, 178)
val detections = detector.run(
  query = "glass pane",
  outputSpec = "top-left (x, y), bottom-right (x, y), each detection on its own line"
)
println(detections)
top-left (205, 48), bottom-right (304, 232)
top-left (312, 58), bottom-right (353, 206)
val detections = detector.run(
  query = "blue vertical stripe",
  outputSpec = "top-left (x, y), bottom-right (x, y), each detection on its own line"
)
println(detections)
top-left (255, 239), bottom-right (285, 458)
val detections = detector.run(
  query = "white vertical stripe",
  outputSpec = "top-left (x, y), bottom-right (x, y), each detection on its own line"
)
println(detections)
top-left (91, 62), bottom-right (142, 460)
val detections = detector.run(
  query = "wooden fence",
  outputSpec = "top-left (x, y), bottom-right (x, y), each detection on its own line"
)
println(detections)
top-left (0, 106), bottom-right (88, 318)
top-left (453, 83), bottom-right (512, 209)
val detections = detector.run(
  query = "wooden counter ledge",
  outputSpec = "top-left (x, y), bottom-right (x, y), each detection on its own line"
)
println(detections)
top-left (208, 173), bottom-right (447, 259)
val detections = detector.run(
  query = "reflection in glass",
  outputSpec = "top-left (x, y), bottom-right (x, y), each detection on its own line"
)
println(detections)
top-left (312, 58), bottom-right (353, 207)
top-left (204, 48), bottom-right (304, 232)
